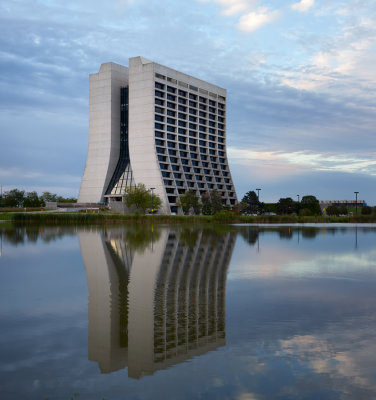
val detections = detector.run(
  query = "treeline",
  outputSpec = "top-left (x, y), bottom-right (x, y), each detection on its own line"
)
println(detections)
top-left (0, 189), bottom-right (77, 208)
top-left (240, 191), bottom-right (375, 216)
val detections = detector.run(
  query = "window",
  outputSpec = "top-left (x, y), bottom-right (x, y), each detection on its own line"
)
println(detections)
top-left (167, 125), bottom-right (175, 132)
top-left (167, 94), bottom-right (176, 101)
top-left (180, 151), bottom-right (187, 157)
top-left (155, 90), bottom-right (164, 98)
top-left (209, 114), bottom-right (215, 120)
top-left (155, 82), bottom-right (164, 90)
top-left (178, 120), bottom-right (186, 127)
top-left (155, 123), bottom-right (164, 130)
top-left (189, 101), bottom-right (197, 107)
top-left (167, 86), bottom-right (176, 93)
top-left (155, 106), bottom-right (164, 114)
top-left (162, 171), bottom-right (170, 177)
top-left (167, 118), bottom-right (175, 125)
top-left (178, 136), bottom-right (186, 142)
top-left (199, 126), bottom-right (206, 132)
top-left (189, 123), bottom-right (196, 130)
top-left (170, 157), bottom-right (178, 163)
top-left (209, 107), bottom-right (216, 113)
top-left (172, 165), bottom-right (180, 171)
top-left (199, 96), bottom-right (206, 103)
top-left (159, 163), bottom-right (168, 170)
top-left (168, 149), bottom-right (176, 155)
top-left (189, 115), bottom-right (197, 122)
top-left (155, 131), bottom-right (164, 138)
top-left (167, 109), bottom-right (176, 117)
top-left (174, 173), bottom-right (182, 179)
top-left (157, 147), bottom-right (165, 154)
top-left (178, 113), bottom-right (186, 119)
top-left (155, 115), bottom-right (164, 122)
top-left (155, 139), bottom-right (165, 146)
top-left (189, 131), bottom-right (196, 137)
top-left (178, 105), bottom-right (186, 112)
top-left (178, 89), bottom-right (187, 97)
top-left (158, 155), bottom-right (166, 161)
top-left (192, 160), bottom-right (199, 166)
top-left (178, 128), bottom-right (186, 134)
top-left (178, 97), bottom-right (187, 104)
top-left (189, 93), bottom-right (197, 100)
top-left (189, 138), bottom-right (196, 144)
top-left (167, 102), bottom-right (176, 109)
top-left (155, 98), bottom-right (164, 106)
top-left (179, 143), bottom-right (187, 150)
top-left (167, 141), bottom-right (176, 148)
top-left (167, 133), bottom-right (175, 140)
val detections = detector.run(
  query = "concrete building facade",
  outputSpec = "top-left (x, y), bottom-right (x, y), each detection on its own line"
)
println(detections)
top-left (78, 56), bottom-right (237, 214)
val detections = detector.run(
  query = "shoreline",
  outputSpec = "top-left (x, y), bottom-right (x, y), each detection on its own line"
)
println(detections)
top-left (2, 212), bottom-right (376, 225)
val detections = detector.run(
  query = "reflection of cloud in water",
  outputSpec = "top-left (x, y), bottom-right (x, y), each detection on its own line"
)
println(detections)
top-left (231, 244), bottom-right (376, 280)
top-left (278, 321), bottom-right (376, 394)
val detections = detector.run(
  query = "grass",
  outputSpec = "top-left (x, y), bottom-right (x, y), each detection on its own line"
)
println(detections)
top-left (6, 211), bottom-right (376, 225)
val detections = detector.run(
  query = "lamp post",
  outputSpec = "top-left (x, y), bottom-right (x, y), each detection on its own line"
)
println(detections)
top-left (354, 191), bottom-right (359, 215)
top-left (256, 188), bottom-right (261, 201)
top-left (297, 195), bottom-right (300, 203)
top-left (150, 187), bottom-right (156, 214)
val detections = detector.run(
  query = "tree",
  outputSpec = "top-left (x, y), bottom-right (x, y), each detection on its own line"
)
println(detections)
top-left (201, 190), bottom-right (223, 215)
top-left (24, 191), bottom-right (42, 207)
top-left (124, 184), bottom-right (162, 214)
top-left (361, 206), bottom-right (372, 215)
top-left (300, 195), bottom-right (321, 216)
top-left (40, 191), bottom-right (58, 204)
top-left (276, 197), bottom-right (296, 215)
top-left (177, 190), bottom-right (201, 215)
top-left (326, 205), bottom-right (339, 216)
top-left (241, 190), bottom-right (261, 214)
top-left (2, 189), bottom-right (25, 207)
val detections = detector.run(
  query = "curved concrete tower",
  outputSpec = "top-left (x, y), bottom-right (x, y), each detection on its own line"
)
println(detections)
top-left (78, 57), bottom-right (237, 213)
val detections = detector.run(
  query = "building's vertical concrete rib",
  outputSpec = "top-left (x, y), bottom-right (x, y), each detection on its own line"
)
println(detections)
top-left (128, 57), bottom-right (170, 214)
top-left (78, 63), bottom-right (129, 203)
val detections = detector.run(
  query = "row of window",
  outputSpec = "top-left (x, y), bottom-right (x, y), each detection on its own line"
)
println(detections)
top-left (155, 131), bottom-right (224, 143)
top-left (156, 146), bottom-right (226, 159)
top-left (155, 106), bottom-right (225, 117)
top-left (155, 114), bottom-right (225, 124)
top-left (155, 73), bottom-right (226, 103)
top-left (155, 141), bottom-right (225, 153)
top-left (155, 90), bottom-right (225, 112)
top-left (155, 122), bottom-right (225, 132)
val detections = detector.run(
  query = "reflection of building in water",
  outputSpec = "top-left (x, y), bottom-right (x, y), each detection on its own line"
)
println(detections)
top-left (79, 227), bottom-right (236, 379)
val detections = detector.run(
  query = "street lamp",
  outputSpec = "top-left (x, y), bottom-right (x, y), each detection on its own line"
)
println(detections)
top-left (150, 187), bottom-right (156, 214)
top-left (354, 191), bottom-right (359, 215)
top-left (297, 195), bottom-right (300, 203)
top-left (256, 188), bottom-right (261, 200)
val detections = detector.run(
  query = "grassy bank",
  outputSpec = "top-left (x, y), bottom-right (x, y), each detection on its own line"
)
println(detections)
top-left (6, 211), bottom-right (376, 225)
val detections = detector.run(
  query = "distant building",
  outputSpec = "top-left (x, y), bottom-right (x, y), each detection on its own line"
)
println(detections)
top-left (319, 200), bottom-right (367, 209)
top-left (78, 56), bottom-right (237, 214)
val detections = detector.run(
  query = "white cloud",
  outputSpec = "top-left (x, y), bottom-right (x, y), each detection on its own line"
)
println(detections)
top-left (228, 147), bottom-right (376, 180)
top-left (237, 8), bottom-right (279, 32)
top-left (199, 0), bottom-right (257, 16)
top-left (199, 0), bottom-right (279, 32)
top-left (291, 0), bottom-right (314, 13)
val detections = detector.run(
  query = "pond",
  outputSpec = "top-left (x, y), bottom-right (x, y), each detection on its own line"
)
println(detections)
top-left (1, 223), bottom-right (376, 400)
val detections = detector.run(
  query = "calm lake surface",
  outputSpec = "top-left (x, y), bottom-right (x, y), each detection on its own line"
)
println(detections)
top-left (1, 223), bottom-right (376, 400)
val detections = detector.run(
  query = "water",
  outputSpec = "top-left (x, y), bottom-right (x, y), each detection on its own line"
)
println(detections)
top-left (0, 224), bottom-right (376, 400)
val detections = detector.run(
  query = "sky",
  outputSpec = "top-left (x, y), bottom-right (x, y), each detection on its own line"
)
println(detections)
top-left (0, 0), bottom-right (375, 204)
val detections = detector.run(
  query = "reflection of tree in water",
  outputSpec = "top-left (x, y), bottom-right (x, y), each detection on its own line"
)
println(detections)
top-left (124, 224), bottom-right (161, 253)
top-left (0, 225), bottom-right (77, 246)
top-left (239, 227), bottom-right (259, 246)
top-left (278, 227), bottom-right (293, 240)
top-left (301, 228), bottom-right (318, 239)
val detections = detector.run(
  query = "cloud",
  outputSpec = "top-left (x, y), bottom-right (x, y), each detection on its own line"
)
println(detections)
top-left (291, 0), bottom-right (314, 13)
top-left (237, 8), bottom-right (279, 32)
top-left (228, 148), bottom-right (376, 178)
top-left (199, 0), bottom-right (257, 16)
top-left (199, 0), bottom-right (280, 32)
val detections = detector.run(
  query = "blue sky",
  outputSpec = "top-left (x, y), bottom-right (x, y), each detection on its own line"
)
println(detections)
top-left (0, 0), bottom-right (375, 203)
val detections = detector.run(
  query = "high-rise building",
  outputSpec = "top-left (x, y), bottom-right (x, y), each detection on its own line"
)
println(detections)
top-left (78, 56), bottom-right (237, 214)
